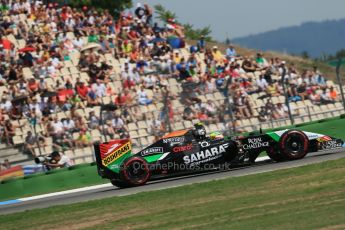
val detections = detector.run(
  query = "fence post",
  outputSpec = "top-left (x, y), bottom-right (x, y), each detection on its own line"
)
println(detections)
top-left (281, 67), bottom-right (294, 125)
top-left (307, 106), bottom-right (312, 121)
top-left (336, 59), bottom-right (345, 111)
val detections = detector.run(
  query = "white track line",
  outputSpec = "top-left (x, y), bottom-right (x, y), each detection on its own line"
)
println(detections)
top-left (1, 156), bottom-right (270, 204)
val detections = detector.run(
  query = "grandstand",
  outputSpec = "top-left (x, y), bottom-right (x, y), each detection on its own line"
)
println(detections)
top-left (0, 1), bottom-right (344, 167)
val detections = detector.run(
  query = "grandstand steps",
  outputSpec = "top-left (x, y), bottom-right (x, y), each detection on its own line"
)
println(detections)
top-left (0, 145), bottom-right (31, 166)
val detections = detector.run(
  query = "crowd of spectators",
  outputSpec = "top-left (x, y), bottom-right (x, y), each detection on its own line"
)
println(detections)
top-left (0, 0), bottom-right (341, 161)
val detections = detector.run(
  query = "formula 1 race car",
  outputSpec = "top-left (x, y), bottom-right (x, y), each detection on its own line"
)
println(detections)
top-left (94, 123), bottom-right (344, 188)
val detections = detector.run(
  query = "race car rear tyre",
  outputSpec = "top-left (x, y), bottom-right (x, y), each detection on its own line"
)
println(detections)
top-left (121, 157), bottom-right (150, 186)
top-left (110, 179), bottom-right (131, 189)
top-left (266, 147), bottom-right (286, 162)
top-left (279, 130), bottom-right (309, 160)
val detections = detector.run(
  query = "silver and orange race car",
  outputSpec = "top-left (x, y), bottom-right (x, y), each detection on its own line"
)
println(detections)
top-left (94, 124), bottom-right (344, 188)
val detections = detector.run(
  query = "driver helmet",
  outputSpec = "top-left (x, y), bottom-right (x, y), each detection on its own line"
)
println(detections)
top-left (193, 122), bottom-right (206, 139)
top-left (210, 131), bottom-right (224, 140)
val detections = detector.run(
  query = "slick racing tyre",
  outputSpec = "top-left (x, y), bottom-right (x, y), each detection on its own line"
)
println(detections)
top-left (120, 157), bottom-right (150, 186)
top-left (279, 130), bottom-right (309, 160)
top-left (266, 146), bottom-right (286, 162)
top-left (110, 179), bottom-right (131, 189)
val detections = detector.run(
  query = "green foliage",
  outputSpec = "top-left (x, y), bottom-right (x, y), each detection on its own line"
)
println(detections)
top-left (327, 49), bottom-right (345, 61)
top-left (184, 23), bottom-right (212, 41)
top-left (301, 51), bottom-right (309, 59)
top-left (153, 4), bottom-right (213, 41)
top-left (154, 4), bottom-right (177, 23)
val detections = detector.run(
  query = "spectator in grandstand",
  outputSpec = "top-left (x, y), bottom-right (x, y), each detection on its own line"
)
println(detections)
top-left (88, 111), bottom-right (100, 130)
top-left (52, 117), bottom-right (64, 136)
top-left (212, 46), bottom-right (224, 63)
top-left (24, 131), bottom-right (37, 156)
top-left (266, 82), bottom-right (281, 97)
top-left (183, 106), bottom-right (197, 121)
top-left (86, 87), bottom-right (101, 106)
top-left (76, 82), bottom-right (89, 101)
top-left (204, 100), bottom-right (218, 117)
top-left (112, 113), bottom-right (129, 139)
top-left (63, 117), bottom-right (77, 133)
top-left (226, 44), bottom-right (237, 60)
top-left (149, 116), bottom-right (165, 141)
top-left (137, 86), bottom-right (152, 105)
top-left (255, 53), bottom-right (268, 68)
top-left (75, 129), bottom-right (92, 148)
top-left (287, 83), bottom-right (301, 102)
top-left (234, 90), bottom-right (251, 118)
top-left (0, 96), bottom-right (12, 113)
top-left (1, 159), bottom-right (10, 170)
top-left (320, 88), bottom-right (334, 104)
top-left (44, 151), bottom-right (72, 169)
top-left (197, 35), bottom-right (206, 53)
top-left (329, 86), bottom-right (338, 101)
top-left (273, 103), bottom-right (288, 119)
top-left (297, 81), bottom-right (308, 101)
top-left (242, 57), bottom-right (258, 73)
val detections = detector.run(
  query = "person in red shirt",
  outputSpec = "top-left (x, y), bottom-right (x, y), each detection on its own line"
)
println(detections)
top-left (76, 82), bottom-right (89, 100)
top-left (1, 38), bottom-right (12, 50)
top-left (114, 93), bottom-right (126, 107)
top-left (28, 78), bottom-right (39, 94)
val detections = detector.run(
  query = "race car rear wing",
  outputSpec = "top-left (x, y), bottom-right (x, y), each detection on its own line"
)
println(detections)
top-left (94, 139), bottom-right (133, 179)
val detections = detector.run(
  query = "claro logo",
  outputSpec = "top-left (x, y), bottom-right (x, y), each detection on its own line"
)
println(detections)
top-left (173, 144), bottom-right (193, 152)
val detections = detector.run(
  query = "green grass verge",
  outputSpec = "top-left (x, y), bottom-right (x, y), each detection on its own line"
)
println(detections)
top-left (0, 116), bottom-right (344, 202)
top-left (1, 158), bottom-right (345, 229)
top-left (0, 164), bottom-right (105, 201)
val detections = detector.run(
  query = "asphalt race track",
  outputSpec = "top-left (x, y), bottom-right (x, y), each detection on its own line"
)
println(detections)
top-left (1, 149), bottom-right (344, 215)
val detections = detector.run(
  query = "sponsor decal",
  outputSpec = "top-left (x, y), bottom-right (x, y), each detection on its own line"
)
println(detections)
top-left (321, 140), bottom-right (342, 150)
top-left (163, 136), bottom-right (185, 144)
top-left (102, 142), bottom-right (131, 166)
top-left (173, 144), bottom-right (193, 153)
top-left (317, 136), bottom-right (332, 142)
top-left (104, 144), bottom-right (120, 156)
top-left (243, 137), bottom-right (269, 150)
top-left (183, 143), bottom-right (229, 165)
top-left (140, 147), bottom-right (164, 156)
top-left (303, 131), bottom-right (324, 140)
top-left (199, 141), bottom-right (210, 148)
top-left (0, 165), bottom-right (24, 182)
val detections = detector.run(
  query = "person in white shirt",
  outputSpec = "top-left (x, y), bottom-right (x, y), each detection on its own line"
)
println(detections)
top-left (92, 82), bottom-right (106, 98)
top-left (73, 35), bottom-right (85, 50)
top-left (52, 117), bottom-right (64, 135)
top-left (137, 86), bottom-right (152, 105)
top-left (44, 151), bottom-right (73, 169)
top-left (63, 117), bottom-right (76, 132)
top-left (256, 75), bottom-right (268, 91)
top-left (0, 98), bottom-right (12, 112)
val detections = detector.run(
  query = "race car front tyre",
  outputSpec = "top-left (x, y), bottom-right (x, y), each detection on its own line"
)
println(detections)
top-left (279, 130), bottom-right (309, 160)
top-left (121, 157), bottom-right (150, 186)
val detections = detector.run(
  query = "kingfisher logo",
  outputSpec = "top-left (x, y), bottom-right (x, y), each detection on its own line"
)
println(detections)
top-left (102, 142), bottom-right (131, 166)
